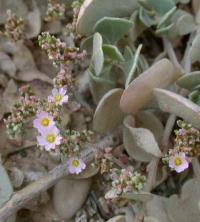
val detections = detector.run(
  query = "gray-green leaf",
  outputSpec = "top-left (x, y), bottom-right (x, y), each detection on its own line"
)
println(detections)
top-left (120, 59), bottom-right (181, 114)
top-left (102, 44), bottom-right (124, 62)
top-left (123, 116), bottom-right (162, 162)
top-left (88, 69), bottom-right (115, 104)
top-left (76, 0), bottom-right (138, 35)
top-left (92, 33), bottom-right (104, 76)
top-left (93, 88), bottom-right (124, 133)
top-left (154, 88), bottom-right (200, 129)
top-left (176, 71), bottom-right (200, 90)
top-left (93, 17), bottom-right (133, 44)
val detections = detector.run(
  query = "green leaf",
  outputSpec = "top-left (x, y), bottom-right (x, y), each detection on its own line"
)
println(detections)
top-left (102, 44), bottom-right (124, 62)
top-left (77, 0), bottom-right (138, 35)
top-left (157, 6), bottom-right (176, 29)
top-left (92, 33), bottom-right (104, 76)
top-left (93, 17), bottom-right (133, 44)
top-left (154, 88), bottom-right (200, 129)
top-left (144, 0), bottom-right (175, 16)
top-left (175, 0), bottom-right (190, 3)
top-left (93, 88), bottom-right (124, 133)
top-left (120, 59), bottom-right (181, 114)
top-left (188, 90), bottom-right (200, 106)
top-left (139, 7), bottom-right (155, 27)
top-left (123, 116), bottom-right (162, 162)
top-left (156, 23), bottom-right (174, 34)
top-left (130, 10), bottom-right (147, 41)
top-left (176, 71), bottom-right (200, 90)
top-left (88, 69), bottom-right (115, 104)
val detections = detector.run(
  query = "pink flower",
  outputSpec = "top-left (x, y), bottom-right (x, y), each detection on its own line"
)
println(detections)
top-left (33, 111), bottom-right (55, 134)
top-left (169, 152), bottom-right (189, 173)
top-left (37, 127), bottom-right (62, 151)
top-left (48, 88), bottom-right (69, 105)
top-left (67, 157), bottom-right (86, 174)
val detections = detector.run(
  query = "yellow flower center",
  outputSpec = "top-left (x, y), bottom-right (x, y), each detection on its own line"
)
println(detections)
top-left (55, 95), bottom-right (62, 102)
top-left (72, 159), bottom-right (80, 167)
top-left (41, 118), bottom-right (50, 127)
top-left (46, 134), bottom-right (56, 143)
top-left (174, 157), bottom-right (182, 166)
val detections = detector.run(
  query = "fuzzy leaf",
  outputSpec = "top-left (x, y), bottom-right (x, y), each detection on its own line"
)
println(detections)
top-left (166, 179), bottom-right (200, 222)
top-left (190, 34), bottom-right (200, 64)
top-left (156, 23), bottom-right (174, 34)
top-left (130, 10), bottom-right (146, 41)
top-left (88, 69), bottom-right (115, 104)
top-left (80, 35), bottom-right (93, 55)
top-left (154, 88), bottom-right (200, 129)
top-left (139, 7), bottom-right (155, 27)
top-left (76, 0), bottom-right (138, 35)
top-left (93, 88), bottom-right (124, 133)
top-left (146, 195), bottom-right (170, 222)
top-left (0, 163), bottom-right (16, 222)
top-left (0, 164), bottom-right (13, 206)
top-left (93, 17), bottom-right (133, 44)
top-left (123, 116), bottom-right (162, 162)
top-left (120, 59), bottom-right (181, 114)
top-left (145, 0), bottom-right (175, 16)
top-left (157, 6), bottom-right (176, 29)
top-left (102, 44), bottom-right (124, 62)
top-left (92, 33), bottom-right (104, 76)
top-left (176, 12), bottom-right (196, 36)
top-left (176, 71), bottom-right (200, 90)
top-left (136, 111), bottom-right (164, 144)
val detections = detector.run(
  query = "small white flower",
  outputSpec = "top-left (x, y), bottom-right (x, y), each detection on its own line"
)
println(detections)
top-left (67, 157), bottom-right (86, 174)
top-left (37, 126), bottom-right (62, 151)
top-left (48, 88), bottom-right (69, 105)
top-left (169, 152), bottom-right (189, 173)
top-left (33, 111), bottom-right (55, 134)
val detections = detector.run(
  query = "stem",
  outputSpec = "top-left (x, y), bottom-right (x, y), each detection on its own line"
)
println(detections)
top-left (162, 37), bottom-right (184, 72)
top-left (0, 134), bottom-right (118, 221)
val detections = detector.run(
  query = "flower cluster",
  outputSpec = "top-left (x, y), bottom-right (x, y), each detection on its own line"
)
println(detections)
top-left (65, 0), bottom-right (84, 36)
top-left (60, 129), bottom-right (93, 157)
top-left (0, 10), bottom-right (24, 42)
top-left (5, 31), bottom-right (89, 176)
top-left (38, 32), bottom-right (87, 66)
top-left (44, 0), bottom-right (65, 22)
top-left (163, 120), bottom-right (200, 173)
top-left (38, 32), bottom-right (87, 89)
top-left (4, 85), bottom-right (39, 138)
top-left (33, 86), bottom-right (69, 151)
top-left (105, 167), bottom-right (146, 200)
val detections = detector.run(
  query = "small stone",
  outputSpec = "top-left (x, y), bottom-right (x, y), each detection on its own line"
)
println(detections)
top-left (53, 178), bottom-right (91, 220)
